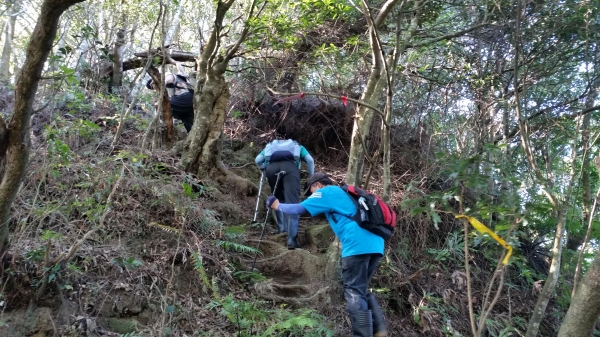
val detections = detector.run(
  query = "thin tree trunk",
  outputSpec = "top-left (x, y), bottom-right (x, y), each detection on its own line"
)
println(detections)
top-left (345, 15), bottom-right (386, 185)
top-left (112, 68), bottom-right (150, 146)
top-left (0, 0), bottom-right (20, 82)
top-left (0, 0), bottom-right (85, 254)
top-left (382, 7), bottom-right (416, 201)
top-left (111, 28), bottom-right (126, 92)
top-left (557, 248), bottom-right (600, 337)
top-left (113, 5), bottom-right (162, 146)
top-left (571, 82), bottom-right (599, 294)
top-left (566, 101), bottom-right (594, 252)
top-left (158, 3), bottom-right (175, 146)
top-left (346, 0), bottom-right (409, 186)
top-left (507, 1), bottom-right (579, 335)
top-left (164, 0), bottom-right (183, 46)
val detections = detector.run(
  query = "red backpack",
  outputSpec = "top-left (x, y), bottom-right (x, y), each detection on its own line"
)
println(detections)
top-left (337, 184), bottom-right (397, 240)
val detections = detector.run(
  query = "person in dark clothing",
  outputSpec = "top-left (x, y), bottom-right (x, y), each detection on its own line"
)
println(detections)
top-left (265, 172), bottom-right (388, 337)
top-left (169, 90), bottom-right (194, 132)
top-left (254, 139), bottom-right (314, 249)
top-left (146, 71), bottom-right (194, 132)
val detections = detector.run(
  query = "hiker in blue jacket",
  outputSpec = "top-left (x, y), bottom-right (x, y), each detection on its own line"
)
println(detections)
top-left (255, 138), bottom-right (314, 249)
top-left (265, 172), bottom-right (388, 337)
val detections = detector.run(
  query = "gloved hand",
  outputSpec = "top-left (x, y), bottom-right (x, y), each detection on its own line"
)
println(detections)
top-left (259, 164), bottom-right (266, 171)
top-left (266, 195), bottom-right (278, 209)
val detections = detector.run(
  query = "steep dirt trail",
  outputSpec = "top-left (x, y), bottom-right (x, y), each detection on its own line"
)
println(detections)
top-left (244, 219), bottom-right (342, 308)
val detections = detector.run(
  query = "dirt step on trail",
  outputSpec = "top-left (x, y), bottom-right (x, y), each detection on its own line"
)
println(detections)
top-left (244, 223), bottom-right (342, 308)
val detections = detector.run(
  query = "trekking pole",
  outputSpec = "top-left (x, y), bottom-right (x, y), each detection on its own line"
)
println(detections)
top-left (252, 170), bottom-right (265, 222)
top-left (249, 170), bottom-right (286, 275)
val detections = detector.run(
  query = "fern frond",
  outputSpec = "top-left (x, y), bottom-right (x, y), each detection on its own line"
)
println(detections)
top-left (147, 222), bottom-right (180, 234)
top-left (211, 276), bottom-right (219, 294)
top-left (214, 240), bottom-right (262, 255)
top-left (192, 252), bottom-right (219, 297)
top-left (224, 226), bottom-right (246, 239)
top-left (261, 309), bottom-right (319, 336)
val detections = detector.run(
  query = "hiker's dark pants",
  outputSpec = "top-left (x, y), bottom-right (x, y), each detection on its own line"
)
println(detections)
top-left (266, 160), bottom-right (300, 232)
top-left (265, 160), bottom-right (300, 204)
top-left (342, 253), bottom-right (383, 312)
top-left (170, 91), bottom-right (194, 132)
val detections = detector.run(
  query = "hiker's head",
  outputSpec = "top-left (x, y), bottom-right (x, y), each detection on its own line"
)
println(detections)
top-left (145, 72), bottom-right (176, 86)
top-left (304, 172), bottom-right (334, 196)
top-left (271, 132), bottom-right (287, 141)
top-left (164, 72), bottom-right (176, 85)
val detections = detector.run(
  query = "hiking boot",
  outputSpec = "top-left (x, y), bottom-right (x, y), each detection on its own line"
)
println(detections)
top-left (349, 310), bottom-right (373, 337)
top-left (275, 210), bottom-right (286, 233)
top-left (286, 214), bottom-right (301, 250)
top-left (287, 237), bottom-right (301, 249)
top-left (367, 292), bottom-right (388, 337)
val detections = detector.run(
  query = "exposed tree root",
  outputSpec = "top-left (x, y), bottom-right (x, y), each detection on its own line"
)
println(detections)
top-left (244, 227), bottom-right (340, 308)
top-left (253, 279), bottom-right (331, 308)
top-left (215, 163), bottom-right (258, 196)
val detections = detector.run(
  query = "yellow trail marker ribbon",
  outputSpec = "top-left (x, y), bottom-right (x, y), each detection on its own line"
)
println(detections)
top-left (455, 215), bottom-right (513, 265)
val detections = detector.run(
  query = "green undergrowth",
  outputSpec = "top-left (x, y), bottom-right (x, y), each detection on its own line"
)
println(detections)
top-left (1, 110), bottom-right (337, 336)
top-left (1, 103), bottom-right (565, 336)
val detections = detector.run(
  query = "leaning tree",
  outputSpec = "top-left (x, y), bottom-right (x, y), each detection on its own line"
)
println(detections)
top-left (0, 0), bottom-right (85, 254)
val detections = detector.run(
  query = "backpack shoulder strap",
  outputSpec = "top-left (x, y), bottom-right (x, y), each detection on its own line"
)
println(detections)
top-left (331, 185), bottom-right (361, 224)
top-left (174, 74), bottom-right (193, 91)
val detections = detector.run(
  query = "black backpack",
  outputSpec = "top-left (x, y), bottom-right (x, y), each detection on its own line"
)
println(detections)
top-left (335, 184), bottom-right (397, 240)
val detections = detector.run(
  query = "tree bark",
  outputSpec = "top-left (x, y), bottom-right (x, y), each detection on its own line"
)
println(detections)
top-left (516, 0), bottom-right (577, 331)
top-left (111, 28), bottom-right (126, 92)
top-left (557, 249), bottom-right (600, 337)
top-left (345, 0), bottom-right (487, 186)
top-left (567, 85), bottom-right (596, 252)
top-left (147, 65), bottom-right (174, 147)
top-left (345, 0), bottom-right (402, 186)
top-left (0, 0), bottom-right (85, 254)
top-left (0, 0), bottom-right (20, 82)
top-left (571, 80), bottom-right (599, 294)
top-left (179, 0), bottom-right (258, 195)
top-left (164, 0), bottom-right (183, 46)
top-left (382, 7), bottom-right (417, 201)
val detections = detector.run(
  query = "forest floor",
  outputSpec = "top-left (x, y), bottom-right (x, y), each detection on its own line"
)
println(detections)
top-left (0, 94), bottom-right (565, 336)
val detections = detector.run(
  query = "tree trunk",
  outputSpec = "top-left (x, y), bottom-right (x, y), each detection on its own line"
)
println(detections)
top-left (146, 65), bottom-right (173, 148)
top-left (345, 5), bottom-right (386, 187)
top-left (0, 0), bottom-right (85, 254)
top-left (571, 80), bottom-right (599, 293)
top-left (0, 0), bottom-right (20, 82)
top-left (180, 0), bottom-right (258, 195)
top-left (382, 8), bottom-right (416, 201)
top-left (111, 28), bottom-right (126, 92)
top-left (557, 249), bottom-right (600, 337)
top-left (346, 69), bottom-right (384, 186)
top-left (164, 0), bottom-right (183, 45)
top-left (566, 103), bottom-right (591, 251)
top-left (526, 206), bottom-right (569, 336)
top-left (182, 69), bottom-right (230, 175)
top-left (508, 1), bottom-right (578, 335)
top-left (346, 0), bottom-right (410, 186)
